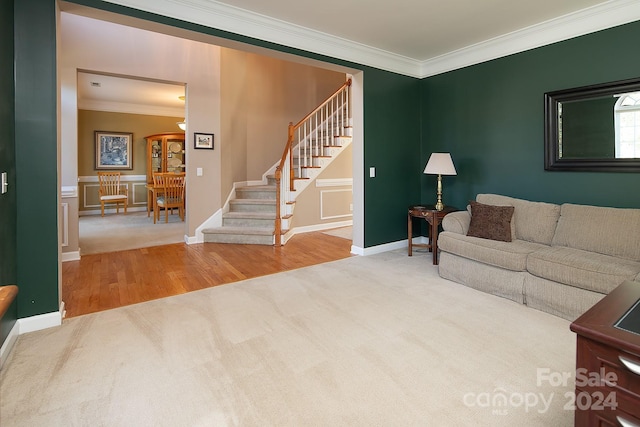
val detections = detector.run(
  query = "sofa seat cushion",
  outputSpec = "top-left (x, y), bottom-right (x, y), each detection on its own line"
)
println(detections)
top-left (438, 231), bottom-right (548, 272)
top-left (527, 246), bottom-right (640, 294)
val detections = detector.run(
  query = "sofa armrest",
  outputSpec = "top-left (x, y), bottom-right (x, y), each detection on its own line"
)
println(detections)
top-left (442, 210), bottom-right (471, 235)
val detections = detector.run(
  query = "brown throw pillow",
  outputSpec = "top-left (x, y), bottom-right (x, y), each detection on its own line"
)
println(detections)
top-left (467, 201), bottom-right (515, 242)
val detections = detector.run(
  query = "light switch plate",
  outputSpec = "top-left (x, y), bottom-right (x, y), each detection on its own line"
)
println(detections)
top-left (369, 167), bottom-right (375, 178)
top-left (1, 172), bottom-right (7, 194)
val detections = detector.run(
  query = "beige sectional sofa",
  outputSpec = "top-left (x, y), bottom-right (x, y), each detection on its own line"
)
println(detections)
top-left (437, 194), bottom-right (640, 320)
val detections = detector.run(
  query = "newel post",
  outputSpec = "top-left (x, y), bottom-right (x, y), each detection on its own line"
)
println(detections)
top-left (274, 166), bottom-right (282, 246)
top-left (288, 123), bottom-right (295, 191)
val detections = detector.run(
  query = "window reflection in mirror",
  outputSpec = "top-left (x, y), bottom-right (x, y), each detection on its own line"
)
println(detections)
top-left (615, 91), bottom-right (640, 158)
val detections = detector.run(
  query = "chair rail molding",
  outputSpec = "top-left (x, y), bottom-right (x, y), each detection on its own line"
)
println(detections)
top-left (79, 174), bottom-right (146, 182)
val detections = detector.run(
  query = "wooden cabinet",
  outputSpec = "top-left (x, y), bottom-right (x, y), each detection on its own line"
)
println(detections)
top-left (570, 281), bottom-right (640, 426)
top-left (145, 133), bottom-right (186, 183)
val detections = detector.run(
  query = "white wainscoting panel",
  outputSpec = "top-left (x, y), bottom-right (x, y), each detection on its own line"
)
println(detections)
top-left (320, 189), bottom-right (353, 220)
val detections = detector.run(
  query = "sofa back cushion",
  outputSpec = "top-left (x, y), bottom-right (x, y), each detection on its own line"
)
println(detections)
top-left (552, 203), bottom-right (640, 261)
top-left (476, 194), bottom-right (561, 245)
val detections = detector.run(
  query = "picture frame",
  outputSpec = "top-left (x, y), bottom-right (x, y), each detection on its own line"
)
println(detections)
top-left (194, 132), bottom-right (214, 150)
top-left (95, 131), bottom-right (133, 170)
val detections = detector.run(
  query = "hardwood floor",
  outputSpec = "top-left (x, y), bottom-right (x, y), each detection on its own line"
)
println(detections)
top-left (62, 231), bottom-right (354, 318)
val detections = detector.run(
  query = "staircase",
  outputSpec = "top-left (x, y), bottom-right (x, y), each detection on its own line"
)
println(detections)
top-left (202, 180), bottom-right (277, 245)
top-left (202, 79), bottom-right (352, 245)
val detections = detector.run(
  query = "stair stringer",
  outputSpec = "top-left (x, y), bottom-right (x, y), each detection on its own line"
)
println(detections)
top-left (276, 136), bottom-right (352, 245)
top-left (263, 135), bottom-right (352, 201)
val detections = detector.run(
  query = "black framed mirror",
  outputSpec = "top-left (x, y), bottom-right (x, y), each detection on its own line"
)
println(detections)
top-left (544, 77), bottom-right (640, 172)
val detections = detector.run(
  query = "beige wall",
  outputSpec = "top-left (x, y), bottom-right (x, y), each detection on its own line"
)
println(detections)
top-left (61, 12), bottom-right (221, 240)
top-left (62, 11), bottom-right (351, 247)
top-left (292, 144), bottom-right (353, 228)
top-left (76, 110), bottom-right (183, 213)
top-left (77, 110), bottom-right (182, 177)
top-left (220, 49), bottom-right (249, 196)
top-left (220, 48), bottom-right (346, 199)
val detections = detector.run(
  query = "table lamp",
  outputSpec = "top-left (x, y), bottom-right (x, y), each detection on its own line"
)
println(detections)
top-left (424, 153), bottom-right (457, 211)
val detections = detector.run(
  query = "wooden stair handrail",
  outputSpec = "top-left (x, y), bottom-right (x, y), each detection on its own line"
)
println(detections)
top-left (0, 285), bottom-right (18, 320)
top-left (292, 78), bottom-right (352, 129)
top-left (274, 78), bottom-right (351, 246)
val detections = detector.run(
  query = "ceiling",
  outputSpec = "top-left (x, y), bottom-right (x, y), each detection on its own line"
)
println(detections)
top-left (93, 0), bottom-right (639, 77)
top-left (71, 0), bottom-right (640, 112)
top-left (212, 0), bottom-right (608, 61)
top-left (76, 72), bottom-right (185, 116)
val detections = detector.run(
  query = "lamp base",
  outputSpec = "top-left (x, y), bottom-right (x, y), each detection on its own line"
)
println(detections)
top-left (435, 174), bottom-right (444, 211)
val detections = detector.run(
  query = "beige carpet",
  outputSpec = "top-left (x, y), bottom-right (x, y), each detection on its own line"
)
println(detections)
top-left (1, 250), bottom-right (575, 426)
top-left (79, 211), bottom-right (185, 255)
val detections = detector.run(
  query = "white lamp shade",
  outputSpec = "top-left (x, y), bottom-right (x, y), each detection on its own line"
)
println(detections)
top-left (424, 153), bottom-right (457, 175)
top-left (177, 120), bottom-right (186, 131)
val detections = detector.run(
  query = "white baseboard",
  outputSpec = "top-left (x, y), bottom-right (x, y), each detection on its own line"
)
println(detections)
top-left (79, 206), bottom-right (146, 216)
top-left (192, 208), bottom-right (223, 244)
top-left (18, 310), bottom-right (63, 334)
top-left (280, 220), bottom-right (353, 245)
top-left (289, 220), bottom-right (353, 235)
top-left (352, 236), bottom-right (427, 256)
top-left (62, 251), bottom-right (81, 262)
top-left (0, 305), bottom-right (64, 369)
top-left (0, 321), bottom-right (19, 370)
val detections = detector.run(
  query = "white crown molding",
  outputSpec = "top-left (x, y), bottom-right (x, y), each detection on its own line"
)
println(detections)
top-left (103, 0), bottom-right (640, 79)
top-left (420, 0), bottom-right (640, 77)
top-left (102, 0), bottom-right (421, 76)
top-left (78, 99), bottom-right (184, 117)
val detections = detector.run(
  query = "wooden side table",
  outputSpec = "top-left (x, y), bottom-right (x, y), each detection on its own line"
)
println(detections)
top-left (408, 205), bottom-right (457, 265)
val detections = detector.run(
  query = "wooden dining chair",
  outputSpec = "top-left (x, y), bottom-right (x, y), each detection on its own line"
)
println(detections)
top-left (97, 171), bottom-right (128, 217)
top-left (153, 173), bottom-right (185, 224)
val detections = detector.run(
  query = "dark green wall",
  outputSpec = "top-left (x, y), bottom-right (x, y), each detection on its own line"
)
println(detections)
top-left (14, 0), bottom-right (59, 317)
top-left (363, 70), bottom-right (421, 246)
top-left (421, 20), bottom-right (640, 210)
top-left (0, 0), bottom-right (18, 343)
top-left (12, 1), bottom-right (640, 321)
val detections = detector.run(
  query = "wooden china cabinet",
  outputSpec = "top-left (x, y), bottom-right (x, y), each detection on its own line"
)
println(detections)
top-left (145, 132), bottom-right (186, 183)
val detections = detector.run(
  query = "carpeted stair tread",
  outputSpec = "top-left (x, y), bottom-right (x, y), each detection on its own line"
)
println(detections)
top-left (223, 211), bottom-right (275, 219)
top-left (229, 199), bottom-right (276, 205)
top-left (202, 226), bottom-right (274, 235)
top-left (237, 185), bottom-right (276, 191)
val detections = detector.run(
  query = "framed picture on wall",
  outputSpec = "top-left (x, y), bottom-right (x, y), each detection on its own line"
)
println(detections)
top-left (95, 131), bottom-right (133, 169)
top-left (194, 132), bottom-right (214, 149)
